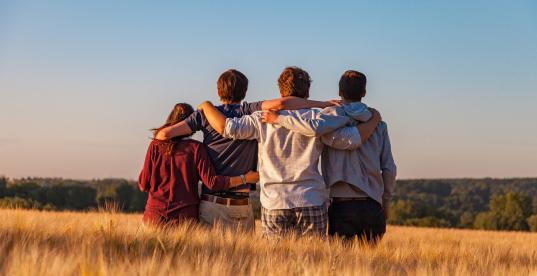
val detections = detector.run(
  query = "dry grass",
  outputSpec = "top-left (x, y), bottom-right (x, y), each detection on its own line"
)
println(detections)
top-left (0, 209), bottom-right (536, 276)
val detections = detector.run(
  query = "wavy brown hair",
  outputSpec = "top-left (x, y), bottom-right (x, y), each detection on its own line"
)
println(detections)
top-left (152, 103), bottom-right (194, 155)
top-left (277, 66), bottom-right (311, 99)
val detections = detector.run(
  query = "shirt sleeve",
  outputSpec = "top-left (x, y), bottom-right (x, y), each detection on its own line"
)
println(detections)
top-left (222, 113), bottom-right (260, 140)
top-left (184, 110), bottom-right (204, 132)
top-left (320, 126), bottom-right (362, 150)
top-left (241, 101), bottom-right (263, 114)
top-left (275, 109), bottom-right (351, 137)
top-left (380, 123), bottom-right (397, 208)
top-left (138, 142), bottom-right (155, 192)
top-left (194, 144), bottom-right (231, 191)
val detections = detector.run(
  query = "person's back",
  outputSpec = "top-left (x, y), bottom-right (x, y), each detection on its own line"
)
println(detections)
top-left (138, 103), bottom-right (259, 227)
top-left (185, 102), bottom-right (261, 194)
top-left (229, 109), bottom-right (334, 210)
top-left (324, 71), bottom-right (396, 243)
top-left (321, 102), bottom-right (395, 205)
top-left (140, 139), bottom-right (230, 224)
top-left (267, 70), bottom-right (396, 242)
top-left (217, 67), bottom-right (361, 237)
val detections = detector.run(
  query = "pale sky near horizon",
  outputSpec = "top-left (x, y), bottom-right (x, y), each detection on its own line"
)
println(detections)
top-left (1, 1), bottom-right (536, 180)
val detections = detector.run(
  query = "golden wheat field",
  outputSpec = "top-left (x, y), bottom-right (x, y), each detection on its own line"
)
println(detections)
top-left (0, 209), bottom-right (536, 276)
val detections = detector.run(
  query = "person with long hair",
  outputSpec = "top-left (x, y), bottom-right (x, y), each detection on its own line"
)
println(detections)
top-left (138, 103), bottom-right (259, 226)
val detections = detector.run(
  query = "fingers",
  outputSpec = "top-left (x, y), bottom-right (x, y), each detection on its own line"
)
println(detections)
top-left (329, 99), bottom-right (342, 107)
top-left (262, 110), bottom-right (280, 124)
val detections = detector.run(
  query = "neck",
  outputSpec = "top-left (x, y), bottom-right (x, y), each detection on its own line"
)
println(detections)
top-left (341, 98), bottom-right (362, 104)
top-left (221, 101), bottom-right (240, 105)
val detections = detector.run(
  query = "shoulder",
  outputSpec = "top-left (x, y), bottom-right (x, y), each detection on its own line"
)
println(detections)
top-left (240, 101), bottom-right (263, 114)
top-left (184, 110), bottom-right (205, 128)
top-left (377, 121), bottom-right (389, 135)
top-left (320, 106), bottom-right (344, 116)
top-left (180, 138), bottom-right (203, 147)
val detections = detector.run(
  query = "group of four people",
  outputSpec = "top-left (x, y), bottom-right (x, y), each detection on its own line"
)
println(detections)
top-left (138, 66), bottom-right (396, 242)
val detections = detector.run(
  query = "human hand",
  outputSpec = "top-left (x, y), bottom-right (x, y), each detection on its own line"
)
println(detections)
top-left (328, 99), bottom-right (343, 107)
top-left (245, 171), bottom-right (260, 183)
top-left (369, 107), bottom-right (382, 122)
top-left (262, 109), bottom-right (280, 124)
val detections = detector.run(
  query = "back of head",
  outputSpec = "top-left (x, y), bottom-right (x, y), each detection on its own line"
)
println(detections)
top-left (278, 66), bottom-right (311, 99)
top-left (153, 103), bottom-right (195, 154)
top-left (217, 69), bottom-right (248, 103)
top-left (339, 70), bottom-right (367, 101)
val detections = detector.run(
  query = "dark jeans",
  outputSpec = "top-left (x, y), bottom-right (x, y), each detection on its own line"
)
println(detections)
top-left (328, 199), bottom-right (386, 243)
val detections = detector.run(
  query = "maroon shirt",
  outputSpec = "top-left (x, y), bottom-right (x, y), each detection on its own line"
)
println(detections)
top-left (138, 139), bottom-right (231, 221)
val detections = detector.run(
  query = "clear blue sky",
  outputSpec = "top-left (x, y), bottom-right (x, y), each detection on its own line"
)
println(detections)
top-left (1, 1), bottom-right (536, 179)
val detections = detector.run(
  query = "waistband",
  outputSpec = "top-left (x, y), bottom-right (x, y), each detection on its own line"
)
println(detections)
top-left (201, 194), bottom-right (250, 206)
top-left (331, 197), bottom-right (373, 203)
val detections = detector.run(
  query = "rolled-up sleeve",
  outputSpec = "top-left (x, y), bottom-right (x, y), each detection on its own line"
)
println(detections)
top-left (321, 126), bottom-right (362, 150)
top-left (380, 124), bottom-right (397, 207)
top-left (223, 114), bottom-right (260, 140)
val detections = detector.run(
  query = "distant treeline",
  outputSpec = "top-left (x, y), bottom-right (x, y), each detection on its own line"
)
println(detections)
top-left (0, 177), bottom-right (147, 212)
top-left (389, 178), bottom-right (537, 232)
top-left (1, 176), bottom-right (537, 232)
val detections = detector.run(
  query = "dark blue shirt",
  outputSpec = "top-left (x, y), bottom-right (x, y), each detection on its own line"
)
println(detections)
top-left (184, 101), bottom-right (262, 195)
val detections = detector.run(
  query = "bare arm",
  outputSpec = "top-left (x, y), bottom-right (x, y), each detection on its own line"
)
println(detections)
top-left (198, 101), bottom-right (227, 134)
top-left (155, 121), bottom-right (193, 140)
top-left (261, 96), bottom-right (334, 111)
top-left (357, 109), bottom-right (381, 144)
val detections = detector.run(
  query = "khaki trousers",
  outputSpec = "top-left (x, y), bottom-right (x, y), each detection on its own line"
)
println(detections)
top-left (199, 199), bottom-right (255, 232)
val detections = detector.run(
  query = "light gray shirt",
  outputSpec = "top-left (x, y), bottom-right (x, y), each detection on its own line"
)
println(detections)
top-left (275, 102), bottom-right (397, 208)
top-left (223, 109), bottom-right (361, 210)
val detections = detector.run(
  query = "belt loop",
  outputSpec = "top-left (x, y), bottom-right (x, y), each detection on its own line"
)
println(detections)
top-left (226, 198), bottom-right (231, 207)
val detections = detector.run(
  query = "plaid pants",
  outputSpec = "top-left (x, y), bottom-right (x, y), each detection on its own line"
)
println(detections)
top-left (261, 204), bottom-right (328, 237)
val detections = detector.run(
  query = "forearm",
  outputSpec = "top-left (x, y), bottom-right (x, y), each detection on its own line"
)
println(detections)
top-left (155, 121), bottom-right (193, 140)
top-left (199, 102), bottom-right (226, 134)
top-left (356, 120), bottom-right (379, 143)
top-left (262, 96), bottom-right (332, 111)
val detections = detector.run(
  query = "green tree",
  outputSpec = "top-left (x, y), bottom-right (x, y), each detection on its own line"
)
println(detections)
top-left (0, 196), bottom-right (41, 209)
top-left (527, 215), bottom-right (537, 232)
top-left (388, 200), bottom-right (418, 225)
top-left (0, 176), bottom-right (7, 197)
top-left (474, 192), bottom-right (532, 231)
top-left (65, 186), bottom-right (97, 210)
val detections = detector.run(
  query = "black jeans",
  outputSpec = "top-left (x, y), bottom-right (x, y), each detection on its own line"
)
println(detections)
top-left (328, 199), bottom-right (386, 243)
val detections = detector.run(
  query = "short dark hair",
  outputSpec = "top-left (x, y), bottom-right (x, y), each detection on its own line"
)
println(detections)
top-left (217, 69), bottom-right (248, 103)
top-left (277, 66), bottom-right (311, 99)
top-left (339, 70), bottom-right (367, 101)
